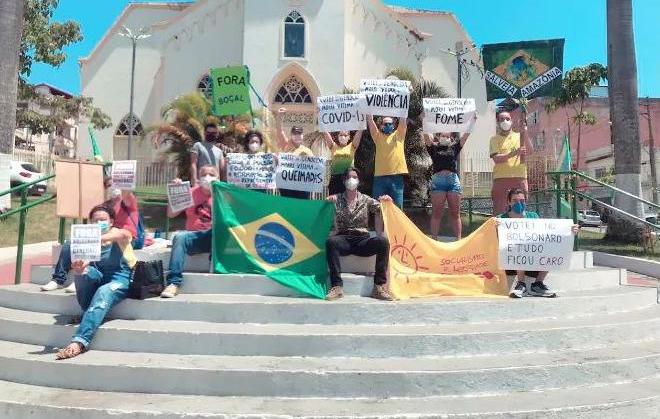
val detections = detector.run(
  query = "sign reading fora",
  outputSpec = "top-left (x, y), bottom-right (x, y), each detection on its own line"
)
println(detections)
top-left (210, 66), bottom-right (252, 116)
top-left (482, 39), bottom-right (565, 101)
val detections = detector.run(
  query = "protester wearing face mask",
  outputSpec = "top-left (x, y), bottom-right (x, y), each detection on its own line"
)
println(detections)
top-left (324, 167), bottom-right (394, 301)
top-left (422, 116), bottom-right (476, 240)
top-left (496, 188), bottom-right (579, 299)
top-left (366, 114), bottom-right (408, 208)
top-left (244, 130), bottom-right (264, 155)
top-left (322, 130), bottom-right (364, 195)
top-left (489, 111), bottom-right (534, 214)
top-left (190, 122), bottom-right (225, 187)
top-left (275, 107), bottom-right (315, 199)
top-left (55, 204), bottom-right (136, 360)
top-left (161, 165), bottom-right (218, 298)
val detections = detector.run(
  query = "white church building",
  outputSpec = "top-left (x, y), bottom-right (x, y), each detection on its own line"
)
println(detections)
top-left (79, 0), bottom-right (496, 176)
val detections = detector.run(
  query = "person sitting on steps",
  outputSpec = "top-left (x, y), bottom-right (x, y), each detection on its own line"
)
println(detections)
top-left (497, 188), bottom-right (579, 298)
top-left (325, 167), bottom-right (394, 301)
top-left (160, 165), bottom-right (218, 298)
top-left (56, 204), bottom-right (136, 360)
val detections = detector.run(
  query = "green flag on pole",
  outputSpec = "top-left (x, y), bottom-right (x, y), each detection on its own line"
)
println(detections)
top-left (556, 135), bottom-right (572, 218)
top-left (482, 38), bottom-right (565, 101)
top-left (211, 182), bottom-right (335, 299)
top-left (210, 66), bottom-right (252, 116)
top-left (87, 125), bottom-right (104, 162)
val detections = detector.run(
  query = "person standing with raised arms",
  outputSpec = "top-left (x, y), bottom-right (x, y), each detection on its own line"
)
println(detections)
top-left (366, 114), bottom-right (408, 208)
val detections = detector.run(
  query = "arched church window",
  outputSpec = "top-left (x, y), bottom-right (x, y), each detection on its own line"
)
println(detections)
top-left (197, 74), bottom-right (212, 99)
top-left (283, 10), bottom-right (305, 58)
top-left (274, 75), bottom-right (312, 104)
top-left (115, 113), bottom-right (144, 137)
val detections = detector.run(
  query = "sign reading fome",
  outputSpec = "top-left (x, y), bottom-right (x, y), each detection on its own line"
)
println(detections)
top-left (210, 66), bottom-right (252, 116)
top-left (317, 94), bottom-right (367, 132)
top-left (70, 224), bottom-right (102, 262)
top-left (275, 154), bottom-right (327, 193)
top-left (423, 98), bottom-right (477, 134)
top-left (359, 79), bottom-right (411, 118)
top-left (497, 218), bottom-right (574, 271)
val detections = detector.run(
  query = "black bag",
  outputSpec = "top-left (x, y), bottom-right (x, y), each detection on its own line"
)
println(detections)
top-left (128, 260), bottom-right (165, 300)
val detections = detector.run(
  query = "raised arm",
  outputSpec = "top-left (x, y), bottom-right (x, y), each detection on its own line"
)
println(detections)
top-left (351, 130), bottom-right (364, 150)
top-left (459, 114), bottom-right (478, 148)
top-left (397, 117), bottom-right (408, 138)
top-left (190, 152), bottom-right (199, 186)
top-left (366, 114), bottom-right (378, 138)
top-left (423, 132), bottom-right (434, 147)
top-left (275, 107), bottom-right (289, 151)
top-left (322, 132), bottom-right (336, 151)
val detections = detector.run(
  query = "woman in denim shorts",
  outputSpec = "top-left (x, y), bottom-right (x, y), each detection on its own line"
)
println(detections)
top-left (423, 117), bottom-right (476, 239)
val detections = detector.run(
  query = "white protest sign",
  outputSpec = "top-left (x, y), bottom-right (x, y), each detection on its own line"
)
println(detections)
top-left (70, 224), bottom-right (102, 262)
top-left (111, 160), bottom-right (137, 190)
top-left (227, 153), bottom-right (276, 190)
top-left (359, 79), bottom-right (411, 118)
top-left (167, 181), bottom-right (194, 213)
top-left (317, 94), bottom-right (367, 132)
top-left (498, 218), bottom-right (575, 271)
top-left (423, 98), bottom-right (477, 134)
top-left (275, 154), bottom-right (327, 193)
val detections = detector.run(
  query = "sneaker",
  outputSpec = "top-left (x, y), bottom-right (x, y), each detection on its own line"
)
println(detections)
top-left (371, 284), bottom-right (394, 301)
top-left (509, 281), bottom-right (527, 299)
top-left (529, 281), bottom-right (557, 298)
top-left (41, 280), bottom-right (62, 292)
top-left (160, 284), bottom-right (179, 298)
top-left (325, 286), bottom-right (344, 301)
top-left (64, 282), bottom-right (76, 293)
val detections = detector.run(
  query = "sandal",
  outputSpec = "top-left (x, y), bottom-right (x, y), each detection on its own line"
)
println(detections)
top-left (56, 342), bottom-right (85, 360)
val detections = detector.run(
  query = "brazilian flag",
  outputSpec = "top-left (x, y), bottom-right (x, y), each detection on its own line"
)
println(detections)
top-left (211, 182), bottom-right (335, 299)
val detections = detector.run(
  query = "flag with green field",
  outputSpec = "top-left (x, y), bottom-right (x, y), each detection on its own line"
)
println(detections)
top-left (211, 182), bottom-right (335, 299)
top-left (556, 135), bottom-right (573, 218)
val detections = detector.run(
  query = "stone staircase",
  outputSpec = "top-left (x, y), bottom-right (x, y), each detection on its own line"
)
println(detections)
top-left (0, 251), bottom-right (658, 418)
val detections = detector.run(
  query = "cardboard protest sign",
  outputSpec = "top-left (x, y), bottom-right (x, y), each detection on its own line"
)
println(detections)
top-left (423, 98), bottom-right (477, 133)
top-left (497, 218), bottom-right (574, 271)
top-left (167, 181), bottom-right (194, 213)
top-left (211, 66), bottom-right (252, 116)
top-left (111, 160), bottom-right (137, 191)
top-left (70, 224), bottom-right (102, 262)
top-left (317, 94), bottom-right (367, 132)
top-left (275, 154), bottom-right (327, 193)
top-left (482, 39), bottom-right (565, 100)
top-left (227, 153), bottom-right (276, 190)
top-left (359, 79), bottom-right (411, 118)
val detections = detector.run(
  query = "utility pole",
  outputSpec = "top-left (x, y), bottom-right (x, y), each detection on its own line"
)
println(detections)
top-left (118, 26), bottom-right (151, 160)
top-left (643, 97), bottom-right (658, 204)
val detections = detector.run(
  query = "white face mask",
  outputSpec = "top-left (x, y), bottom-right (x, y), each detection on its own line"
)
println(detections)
top-left (110, 188), bottom-right (122, 199)
top-left (437, 136), bottom-right (452, 146)
top-left (337, 135), bottom-right (350, 146)
top-left (344, 178), bottom-right (359, 191)
top-left (248, 142), bottom-right (261, 152)
top-left (499, 120), bottom-right (513, 131)
top-left (199, 175), bottom-right (217, 189)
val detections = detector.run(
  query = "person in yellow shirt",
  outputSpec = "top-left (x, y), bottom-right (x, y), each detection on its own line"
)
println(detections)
top-left (366, 114), bottom-right (408, 208)
top-left (489, 111), bottom-right (534, 214)
top-left (322, 130), bottom-right (364, 195)
top-left (275, 107), bottom-right (315, 199)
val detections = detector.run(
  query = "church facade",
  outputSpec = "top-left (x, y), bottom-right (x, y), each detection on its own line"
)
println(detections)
top-left (79, 0), bottom-right (496, 172)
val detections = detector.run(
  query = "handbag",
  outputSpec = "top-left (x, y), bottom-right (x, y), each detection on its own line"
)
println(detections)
top-left (128, 260), bottom-right (165, 300)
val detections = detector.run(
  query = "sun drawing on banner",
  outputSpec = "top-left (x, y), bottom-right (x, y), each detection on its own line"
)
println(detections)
top-left (390, 235), bottom-right (429, 283)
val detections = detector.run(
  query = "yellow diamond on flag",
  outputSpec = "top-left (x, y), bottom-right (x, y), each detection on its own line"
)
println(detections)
top-left (228, 213), bottom-right (321, 272)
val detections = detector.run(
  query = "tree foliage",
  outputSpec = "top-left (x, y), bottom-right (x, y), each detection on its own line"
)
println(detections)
top-left (17, 0), bottom-right (111, 134)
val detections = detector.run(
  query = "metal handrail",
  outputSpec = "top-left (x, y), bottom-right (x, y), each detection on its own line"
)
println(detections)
top-left (0, 174), bottom-right (55, 199)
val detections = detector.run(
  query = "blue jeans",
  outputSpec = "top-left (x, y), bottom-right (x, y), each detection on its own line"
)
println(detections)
top-left (373, 175), bottom-right (404, 208)
top-left (167, 229), bottom-right (212, 286)
top-left (72, 268), bottom-right (130, 348)
top-left (52, 242), bottom-right (72, 285)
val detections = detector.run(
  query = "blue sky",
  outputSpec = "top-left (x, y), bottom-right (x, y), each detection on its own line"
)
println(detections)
top-left (28, 0), bottom-right (660, 98)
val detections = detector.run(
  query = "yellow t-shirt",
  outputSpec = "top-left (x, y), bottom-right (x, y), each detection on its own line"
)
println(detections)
top-left (372, 130), bottom-right (408, 176)
top-left (489, 132), bottom-right (527, 179)
top-left (331, 144), bottom-right (355, 175)
top-left (289, 144), bottom-right (314, 157)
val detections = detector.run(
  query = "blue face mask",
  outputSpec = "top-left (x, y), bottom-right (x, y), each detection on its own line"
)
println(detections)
top-left (511, 202), bottom-right (526, 214)
top-left (382, 123), bottom-right (394, 134)
top-left (97, 220), bottom-right (110, 233)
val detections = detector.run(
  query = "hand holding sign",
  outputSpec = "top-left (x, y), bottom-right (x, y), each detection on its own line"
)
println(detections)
top-left (111, 160), bottom-right (137, 191)
top-left (360, 79), bottom-right (411, 118)
top-left (423, 98), bottom-right (476, 134)
top-left (70, 224), bottom-right (102, 262)
top-left (167, 181), bottom-right (194, 213)
top-left (317, 94), bottom-right (367, 132)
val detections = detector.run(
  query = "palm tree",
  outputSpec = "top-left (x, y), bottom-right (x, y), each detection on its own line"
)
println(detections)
top-left (605, 0), bottom-right (644, 241)
top-left (0, 0), bottom-right (25, 154)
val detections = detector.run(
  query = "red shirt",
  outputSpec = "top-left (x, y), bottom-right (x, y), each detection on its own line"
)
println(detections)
top-left (185, 186), bottom-right (213, 231)
top-left (112, 195), bottom-right (139, 239)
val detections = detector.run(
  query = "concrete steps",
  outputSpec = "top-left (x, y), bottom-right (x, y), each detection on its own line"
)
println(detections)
top-left (0, 250), bottom-right (658, 417)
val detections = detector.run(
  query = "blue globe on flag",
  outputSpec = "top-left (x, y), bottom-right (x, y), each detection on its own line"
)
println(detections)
top-left (254, 222), bottom-right (296, 265)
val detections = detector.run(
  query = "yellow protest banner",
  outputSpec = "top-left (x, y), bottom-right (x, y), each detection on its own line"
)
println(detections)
top-left (382, 202), bottom-right (508, 299)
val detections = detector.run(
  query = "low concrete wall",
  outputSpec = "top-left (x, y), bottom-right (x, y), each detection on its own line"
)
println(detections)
top-left (593, 251), bottom-right (660, 279)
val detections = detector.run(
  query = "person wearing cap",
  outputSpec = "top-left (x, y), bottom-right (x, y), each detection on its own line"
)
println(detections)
top-left (275, 107), bottom-right (315, 199)
top-left (366, 114), bottom-right (408, 208)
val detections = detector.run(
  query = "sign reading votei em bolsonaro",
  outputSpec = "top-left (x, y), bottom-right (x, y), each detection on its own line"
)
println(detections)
top-left (482, 39), bottom-right (565, 101)
top-left (210, 66), bottom-right (252, 116)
